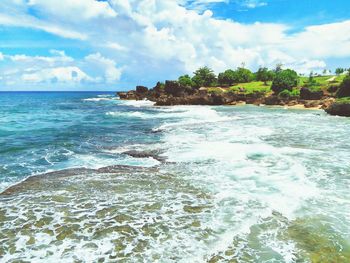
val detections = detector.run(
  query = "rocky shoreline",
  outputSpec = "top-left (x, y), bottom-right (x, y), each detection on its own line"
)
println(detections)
top-left (117, 81), bottom-right (336, 111)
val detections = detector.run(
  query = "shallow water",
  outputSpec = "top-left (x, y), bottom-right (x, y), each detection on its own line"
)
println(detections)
top-left (1, 92), bottom-right (350, 262)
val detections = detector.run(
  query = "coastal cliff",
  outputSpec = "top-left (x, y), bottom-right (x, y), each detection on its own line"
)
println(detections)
top-left (117, 66), bottom-right (350, 116)
top-left (117, 82), bottom-right (335, 109)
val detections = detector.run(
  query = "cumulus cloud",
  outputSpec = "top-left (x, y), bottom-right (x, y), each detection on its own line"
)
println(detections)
top-left (0, 50), bottom-right (122, 88)
top-left (0, 0), bottom-right (350, 89)
top-left (21, 66), bottom-right (92, 83)
top-left (84, 53), bottom-right (123, 83)
top-left (27, 0), bottom-right (117, 20)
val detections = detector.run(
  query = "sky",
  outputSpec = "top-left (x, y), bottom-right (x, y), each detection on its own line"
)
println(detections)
top-left (0, 0), bottom-right (350, 91)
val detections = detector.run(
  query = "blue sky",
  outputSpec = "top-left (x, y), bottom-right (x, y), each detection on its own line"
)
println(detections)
top-left (0, 0), bottom-right (350, 91)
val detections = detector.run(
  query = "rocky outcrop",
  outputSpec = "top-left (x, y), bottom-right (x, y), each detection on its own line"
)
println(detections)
top-left (117, 91), bottom-right (138, 100)
top-left (164, 81), bottom-right (191, 97)
top-left (117, 87), bottom-right (149, 100)
top-left (300, 87), bottom-right (324, 100)
top-left (116, 80), bottom-right (342, 115)
top-left (325, 100), bottom-right (350, 117)
top-left (153, 91), bottom-right (268, 106)
top-left (136, 86), bottom-right (148, 94)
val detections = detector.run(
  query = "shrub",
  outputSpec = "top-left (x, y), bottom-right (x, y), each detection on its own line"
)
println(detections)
top-left (178, 75), bottom-right (194, 88)
top-left (207, 88), bottom-right (224, 94)
top-left (290, 88), bottom-right (300, 97)
top-left (278, 89), bottom-right (292, 99)
top-left (271, 69), bottom-right (299, 94)
top-left (336, 97), bottom-right (350, 104)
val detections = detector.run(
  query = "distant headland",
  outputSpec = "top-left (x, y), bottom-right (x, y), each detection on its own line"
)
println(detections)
top-left (117, 66), bottom-right (350, 117)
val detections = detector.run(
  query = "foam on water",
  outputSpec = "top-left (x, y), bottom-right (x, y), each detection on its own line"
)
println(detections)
top-left (83, 97), bottom-right (115, 102)
top-left (120, 99), bottom-right (155, 108)
top-left (2, 96), bottom-right (350, 262)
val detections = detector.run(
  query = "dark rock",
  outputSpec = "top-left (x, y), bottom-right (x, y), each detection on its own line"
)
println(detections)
top-left (136, 86), bottom-right (148, 94)
top-left (287, 100), bottom-right (299, 106)
top-left (122, 150), bottom-right (167, 163)
top-left (325, 100), bottom-right (350, 117)
top-left (327, 85), bottom-right (339, 93)
top-left (263, 96), bottom-right (281, 105)
top-left (336, 76), bottom-right (350, 98)
top-left (117, 92), bottom-right (128, 99)
top-left (164, 81), bottom-right (186, 97)
top-left (320, 98), bottom-right (336, 109)
top-left (304, 100), bottom-right (321, 108)
top-left (300, 87), bottom-right (324, 100)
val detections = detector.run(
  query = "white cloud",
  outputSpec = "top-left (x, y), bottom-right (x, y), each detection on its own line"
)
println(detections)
top-left (85, 53), bottom-right (123, 83)
top-left (21, 66), bottom-right (93, 83)
top-left (27, 0), bottom-right (117, 20)
top-left (10, 51), bottom-right (73, 65)
top-left (0, 13), bottom-right (87, 40)
top-left (0, 52), bottom-right (4, 61)
top-left (104, 42), bottom-right (127, 51)
top-left (1, 0), bottom-right (350, 89)
top-left (0, 51), bottom-right (122, 88)
top-left (241, 0), bottom-right (267, 9)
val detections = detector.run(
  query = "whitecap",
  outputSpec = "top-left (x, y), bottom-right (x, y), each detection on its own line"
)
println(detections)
top-left (119, 99), bottom-right (155, 107)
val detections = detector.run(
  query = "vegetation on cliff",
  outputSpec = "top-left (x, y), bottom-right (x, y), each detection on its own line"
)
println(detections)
top-left (118, 65), bottom-right (349, 113)
top-left (325, 72), bottom-right (350, 116)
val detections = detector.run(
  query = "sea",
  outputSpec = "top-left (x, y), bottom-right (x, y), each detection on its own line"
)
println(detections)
top-left (0, 91), bottom-right (350, 262)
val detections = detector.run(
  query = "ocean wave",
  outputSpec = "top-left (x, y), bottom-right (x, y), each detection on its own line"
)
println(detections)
top-left (119, 99), bottom-right (155, 107)
top-left (152, 106), bottom-right (242, 131)
top-left (97, 94), bottom-right (114, 98)
top-left (106, 111), bottom-right (150, 119)
top-left (83, 98), bottom-right (113, 102)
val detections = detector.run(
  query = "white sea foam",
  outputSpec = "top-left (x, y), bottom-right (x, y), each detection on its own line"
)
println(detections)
top-left (83, 97), bottom-right (114, 102)
top-left (119, 99), bottom-right (155, 107)
top-left (2, 103), bottom-right (348, 262)
top-left (106, 111), bottom-right (149, 119)
top-left (66, 153), bottom-right (160, 168)
top-left (145, 104), bottom-right (322, 260)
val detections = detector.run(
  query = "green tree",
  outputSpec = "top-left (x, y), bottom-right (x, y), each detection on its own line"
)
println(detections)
top-left (256, 67), bottom-right (275, 85)
top-left (235, 67), bottom-right (254, 83)
top-left (218, 69), bottom-right (237, 86)
top-left (275, 63), bottom-right (283, 73)
top-left (271, 69), bottom-right (299, 94)
top-left (178, 75), bottom-right (194, 88)
top-left (335, 68), bottom-right (344, 75)
top-left (336, 75), bottom-right (350, 98)
top-left (192, 67), bottom-right (217, 88)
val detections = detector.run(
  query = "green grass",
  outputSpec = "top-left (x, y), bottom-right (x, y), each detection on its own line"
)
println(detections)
top-left (299, 75), bottom-right (344, 91)
top-left (204, 75), bottom-right (344, 96)
top-left (335, 97), bottom-right (350, 104)
top-left (229, 81), bottom-right (272, 94)
top-left (207, 87), bottom-right (224, 94)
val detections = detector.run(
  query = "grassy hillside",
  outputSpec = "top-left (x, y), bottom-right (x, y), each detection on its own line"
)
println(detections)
top-left (206, 75), bottom-right (344, 96)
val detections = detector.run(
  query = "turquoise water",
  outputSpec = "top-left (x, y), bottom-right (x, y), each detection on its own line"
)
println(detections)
top-left (1, 92), bottom-right (350, 262)
top-left (0, 92), bottom-right (161, 190)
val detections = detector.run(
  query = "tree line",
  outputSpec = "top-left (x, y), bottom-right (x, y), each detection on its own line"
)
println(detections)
top-left (173, 65), bottom-right (299, 95)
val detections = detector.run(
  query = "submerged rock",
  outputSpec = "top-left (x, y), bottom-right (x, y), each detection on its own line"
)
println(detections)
top-left (122, 150), bottom-right (167, 163)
